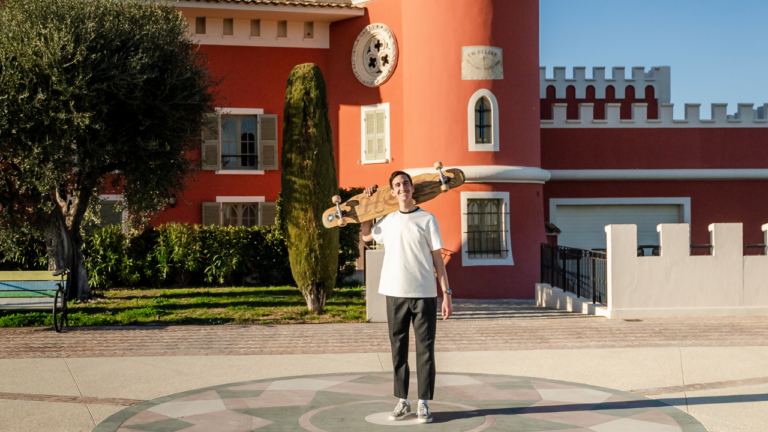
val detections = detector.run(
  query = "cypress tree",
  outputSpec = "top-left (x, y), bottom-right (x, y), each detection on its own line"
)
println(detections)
top-left (280, 63), bottom-right (339, 313)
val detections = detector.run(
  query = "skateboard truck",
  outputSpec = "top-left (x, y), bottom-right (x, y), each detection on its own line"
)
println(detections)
top-left (434, 162), bottom-right (449, 193)
top-left (331, 195), bottom-right (346, 227)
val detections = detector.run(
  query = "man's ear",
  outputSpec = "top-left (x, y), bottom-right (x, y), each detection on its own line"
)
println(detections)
top-left (390, 188), bottom-right (397, 197)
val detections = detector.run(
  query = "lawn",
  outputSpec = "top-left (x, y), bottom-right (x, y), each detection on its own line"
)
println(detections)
top-left (0, 285), bottom-right (367, 327)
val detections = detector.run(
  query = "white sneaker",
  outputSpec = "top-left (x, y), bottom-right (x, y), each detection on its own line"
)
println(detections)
top-left (389, 400), bottom-right (411, 420)
top-left (418, 403), bottom-right (433, 423)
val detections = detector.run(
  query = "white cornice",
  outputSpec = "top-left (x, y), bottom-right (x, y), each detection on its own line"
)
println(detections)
top-left (549, 169), bottom-right (768, 181)
top-left (175, 1), bottom-right (364, 18)
top-left (404, 165), bottom-right (551, 184)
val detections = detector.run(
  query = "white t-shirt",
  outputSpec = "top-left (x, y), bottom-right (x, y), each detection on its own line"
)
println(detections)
top-left (371, 208), bottom-right (444, 298)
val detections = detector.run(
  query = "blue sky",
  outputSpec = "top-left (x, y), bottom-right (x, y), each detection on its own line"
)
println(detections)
top-left (540, 0), bottom-right (768, 118)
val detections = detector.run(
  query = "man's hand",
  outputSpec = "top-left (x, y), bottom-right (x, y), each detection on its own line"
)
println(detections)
top-left (441, 295), bottom-right (452, 320)
top-left (364, 185), bottom-right (377, 197)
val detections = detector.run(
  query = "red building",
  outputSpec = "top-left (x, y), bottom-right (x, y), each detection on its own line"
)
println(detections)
top-left (138, 0), bottom-right (768, 299)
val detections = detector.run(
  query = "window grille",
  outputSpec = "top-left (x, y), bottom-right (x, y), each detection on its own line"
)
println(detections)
top-left (466, 199), bottom-right (508, 258)
top-left (221, 116), bottom-right (258, 169)
top-left (474, 96), bottom-right (492, 144)
top-left (222, 204), bottom-right (259, 227)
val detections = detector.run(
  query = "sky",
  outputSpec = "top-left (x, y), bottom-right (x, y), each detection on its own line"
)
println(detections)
top-left (539, 0), bottom-right (768, 119)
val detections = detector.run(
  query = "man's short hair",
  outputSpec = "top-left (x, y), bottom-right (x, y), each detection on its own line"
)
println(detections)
top-left (389, 171), bottom-right (413, 188)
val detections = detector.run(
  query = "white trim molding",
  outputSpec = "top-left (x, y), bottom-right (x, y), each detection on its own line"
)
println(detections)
top-left (177, 1), bottom-right (364, 16)
top-left (405, 165), bottom-right (550, 184)
top-left (541, 102), bottom-right (768, 129)
top-left (360, 103), bottom-right (391, 165)
top-left (549, 197), bottom-right (692, 225)
top-left (467, 89), bottom-right (500, 152)
top-left (216, 108), bottom-right (264, 115)
top-left (215, 170), bottom-right (265, 175)
top-left (549, 169), bottom-right (768, 181)
top-left (461, 192), bottom-right (514, 267)
top-left (216, 196), bottom-right (265, 203)
top-left (98, 194), bottom-right (123, 201)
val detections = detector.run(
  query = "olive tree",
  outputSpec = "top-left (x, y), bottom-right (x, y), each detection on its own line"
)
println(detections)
top-left (0, 0), bottom-right (216, 299)
top-left (280, 63), bottom-right (339, 313)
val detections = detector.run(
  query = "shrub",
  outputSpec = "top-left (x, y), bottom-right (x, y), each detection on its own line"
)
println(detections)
top-left (83, 225), bottom-right (126, 289)
top-left (0, 231), bottom-right (48, 271)
top-left (155, 223), bottom-right (202, 286)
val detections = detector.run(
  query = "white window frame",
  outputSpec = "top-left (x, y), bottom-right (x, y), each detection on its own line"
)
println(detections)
top-left (214, 108), bottom-right (266, 175)
top-left (461, 191), bottom-right (514, 266)
top-left (216, 196), bottom-right (267, 226)
top-left (548, 197), bottom-right (692, 226)
top-left (216, 196), bottom-right (265, 203)
top-left (98, 194), bottom-right (128, 232)
top-left (360, 103), bottom-right (390, 165)
top-left (468, 89), bottom-right (499, 152)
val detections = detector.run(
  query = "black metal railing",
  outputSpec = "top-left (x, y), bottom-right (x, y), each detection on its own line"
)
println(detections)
top-left (541, 244), bottom-right (607, 305)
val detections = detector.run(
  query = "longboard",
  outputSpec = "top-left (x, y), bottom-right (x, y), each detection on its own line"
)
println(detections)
top-left (323, 162), bottom-right (465, 228)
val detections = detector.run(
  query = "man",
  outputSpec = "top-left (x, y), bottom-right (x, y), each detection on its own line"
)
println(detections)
top-left (361, 171), bottom-right (453, 424)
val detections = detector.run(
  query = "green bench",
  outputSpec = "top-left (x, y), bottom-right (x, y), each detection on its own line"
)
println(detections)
top-left (0, 270), bottom-right (70, 332)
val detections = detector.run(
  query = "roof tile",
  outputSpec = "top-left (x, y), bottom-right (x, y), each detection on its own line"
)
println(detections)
top-left (183, 0), bottom-right (362, 9)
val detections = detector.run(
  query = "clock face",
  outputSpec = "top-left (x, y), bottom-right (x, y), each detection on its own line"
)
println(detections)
top-left (352, 24), bottom-right (399, 87)
top-left (462, 46), bottom-right (504, 80)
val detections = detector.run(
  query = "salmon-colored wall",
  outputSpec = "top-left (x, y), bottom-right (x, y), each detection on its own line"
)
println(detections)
top-left (542, 128), bottom-right (768, 170)
top-left (155, 46), bottom-right (329, 225)
top-left (418, 182), bottom-right (545, 299)
top-left (325, 0), bottom-right (545, 298)
top-left (400, 0), bottom-right (541, 169)
top-left (540, 84), bottom-right (659, 121)
top-left (544, 181), bottom-right (768, 247)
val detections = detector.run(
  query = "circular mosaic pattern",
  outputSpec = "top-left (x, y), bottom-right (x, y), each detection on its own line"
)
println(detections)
top-left (95, 372), bottom-right (707, 432)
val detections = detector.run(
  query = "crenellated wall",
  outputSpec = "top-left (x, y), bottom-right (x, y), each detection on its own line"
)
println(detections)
top-left (603, 223), bottom-right (768, 319)
top-left (542, 102), bottom-right (768, 128)
top-left (540, 66), bottom-right (670, 102)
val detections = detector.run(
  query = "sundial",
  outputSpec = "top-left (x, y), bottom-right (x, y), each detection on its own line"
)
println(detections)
top-left (462, 46), bottom-right (504, 80)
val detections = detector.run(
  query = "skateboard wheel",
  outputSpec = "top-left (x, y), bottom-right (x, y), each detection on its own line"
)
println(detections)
top-left (338, 219), bottom-right (347, 227)
top-left (332, 195), bottom-right (341, 204)
top-left (440, 184), bottom-right (450, 193)
top-left (434, 162), bottom-right (443, 170)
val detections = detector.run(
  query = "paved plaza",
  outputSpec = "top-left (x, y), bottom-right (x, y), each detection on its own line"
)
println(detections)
top-left (0, 310), bottom-right (767, 431)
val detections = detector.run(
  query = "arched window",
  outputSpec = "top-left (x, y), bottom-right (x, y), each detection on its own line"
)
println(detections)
top-left (475, 97), bottom-right (492, 144)
top-left (467, 89), bottom-right (499, 152)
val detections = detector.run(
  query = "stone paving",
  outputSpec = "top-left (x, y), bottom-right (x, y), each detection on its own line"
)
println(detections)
top-left (1, 316), bottom-right (767, 359)
top-left (93, 372), bottom-right (707, 432)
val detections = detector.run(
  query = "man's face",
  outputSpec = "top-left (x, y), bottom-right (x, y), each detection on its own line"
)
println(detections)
top-left (390, 174), bottom-right (413, 203)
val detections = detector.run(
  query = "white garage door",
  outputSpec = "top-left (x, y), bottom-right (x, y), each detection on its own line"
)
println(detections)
top-left (556, 205), bottom-right (682, 250)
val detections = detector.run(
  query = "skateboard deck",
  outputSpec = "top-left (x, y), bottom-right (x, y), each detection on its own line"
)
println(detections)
top-left (322, 167), bottom-right (465, 228)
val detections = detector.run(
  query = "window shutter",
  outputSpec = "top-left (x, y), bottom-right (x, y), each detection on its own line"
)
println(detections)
top-left (258, 114), bottom-right (279, 170)
top-left (201, 202), bottom-right (222, 226)
top-left (259, 202), bottom-right (277, 226)
top-left (201, 113), bottom-right (221, 170)
top-left (375, 109), bottom-right (386, 160)
top-left (364, 111), bottom-right (376, 161)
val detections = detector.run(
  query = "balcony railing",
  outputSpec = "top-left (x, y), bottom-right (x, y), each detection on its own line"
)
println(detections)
top-left (541, 244), bottom-right (607, 305)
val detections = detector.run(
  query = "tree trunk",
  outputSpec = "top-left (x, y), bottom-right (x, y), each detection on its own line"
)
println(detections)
top-left (303, 283), bottom-right (327, 313)
top-left (44, 199), bottom-right (91, 301)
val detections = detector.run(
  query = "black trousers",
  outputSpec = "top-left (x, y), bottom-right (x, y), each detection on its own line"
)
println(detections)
top-left (386, 296), bottom-right (437, 400)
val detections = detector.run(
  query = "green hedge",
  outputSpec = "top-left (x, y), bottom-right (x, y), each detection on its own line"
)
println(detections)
top-left (83, 224), bottom-right (295, 289)
top-left (0, 220), bottom-right (361, 289)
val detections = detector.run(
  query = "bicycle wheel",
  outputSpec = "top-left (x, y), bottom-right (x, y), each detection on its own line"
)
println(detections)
top-left (53, 285), bottom-right (65, 333)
